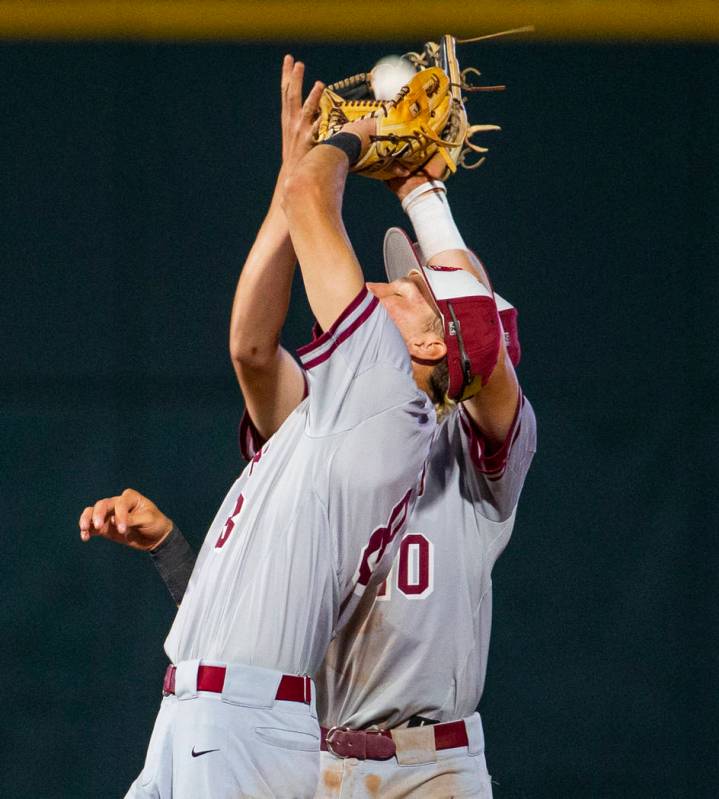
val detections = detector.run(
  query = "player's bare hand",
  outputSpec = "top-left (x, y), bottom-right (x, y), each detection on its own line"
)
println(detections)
top-left (281, 54), bottom-right (324, 169)
top-left (385, 151), bottom-right (446, 200)
top-left (79, 488), bottom-right (173, 552)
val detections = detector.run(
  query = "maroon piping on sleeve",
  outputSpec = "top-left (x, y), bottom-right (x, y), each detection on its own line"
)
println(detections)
top-left (237, 374), bottom-right (309, 461)
top-left (297, 288), bottom-right (379, 370)
top-left (458, 392), bottom-right (524, 478)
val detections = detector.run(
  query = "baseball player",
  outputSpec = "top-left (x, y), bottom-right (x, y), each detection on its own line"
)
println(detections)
top-left (145, 166), bottom-right (535, 799)
top-left (237, 171), bottom-right (536, 798)
top-left (78, 57), bottom-right (458, 799)
top-left (84, 57), bottom-right (535, 796)
top-left (232, 60), bottom-right (536, 798)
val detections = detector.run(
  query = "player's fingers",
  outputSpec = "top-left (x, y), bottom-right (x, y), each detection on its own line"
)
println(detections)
top-left (113, 496), bottom-right (129, 535)
top-left (120, 486), bottom-right (142, 513)
top-left (281, 53), bottom-right (293, 91)
top-left (287, 60), bottom-right (304, 112)
top-left (79, 506), bottom-right (94, 541)
top-left (79, 506), bottom-right (93, 530)
top-left (91, 498), bottom-right (111, 530)
top-left (92, 497), bottom-right (122, 535)
top-left (302, 80), bottom-right (324, 120)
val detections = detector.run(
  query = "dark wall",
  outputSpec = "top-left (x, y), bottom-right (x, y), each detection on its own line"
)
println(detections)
top-left (1, 41), bottom-right (717, 798)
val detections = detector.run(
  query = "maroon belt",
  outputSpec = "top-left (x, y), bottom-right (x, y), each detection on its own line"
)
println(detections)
top-left (162, 664), bottom-right (312, 704)
top-left (320, 720), bottom-right (469, 761)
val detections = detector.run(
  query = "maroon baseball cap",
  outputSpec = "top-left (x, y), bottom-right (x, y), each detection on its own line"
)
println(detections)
top-left (383, 227), bottom-right (502, 401)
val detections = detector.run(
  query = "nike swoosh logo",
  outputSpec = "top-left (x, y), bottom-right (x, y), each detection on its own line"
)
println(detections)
top-left (191, 747), bottom-right (220, 758)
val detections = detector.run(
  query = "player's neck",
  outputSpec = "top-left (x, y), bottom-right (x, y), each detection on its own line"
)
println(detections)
top-left (411, 360), bottom-right (434, 399)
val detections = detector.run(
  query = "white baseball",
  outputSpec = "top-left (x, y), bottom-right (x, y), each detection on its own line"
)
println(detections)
top-left (370, 56), bottom-right (416, 101)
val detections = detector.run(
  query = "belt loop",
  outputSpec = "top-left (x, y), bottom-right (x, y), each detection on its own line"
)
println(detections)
top-left (174, 659), bottom-right (200, 700)
top-left (220, 663), bottom-right (279, 707)
top-left (391, 725), bottom-right (438, 765)
top-left (304, 675), bottom-right (317, 718)
top-left (465, 712), bottom-right (485, 756)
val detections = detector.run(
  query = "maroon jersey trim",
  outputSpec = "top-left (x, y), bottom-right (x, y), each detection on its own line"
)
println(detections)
top-left (296, 287), bottom-right (379, 370)
top-left (238, 412), bottom-right (266, 462)
top-left (311, 320), bottom-right (323, 342)
top-left (458, 391), bottom-right (524, 478)
top-left (238, 374), bottom-right (308, 461)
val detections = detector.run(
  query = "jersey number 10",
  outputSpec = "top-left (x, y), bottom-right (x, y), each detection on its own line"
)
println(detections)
top-left (377, 533), bottom-right (434, 600)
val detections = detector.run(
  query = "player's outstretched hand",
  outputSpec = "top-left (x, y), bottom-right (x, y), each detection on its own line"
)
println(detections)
top-left (280, 54), bottom-right (324, 172)
top-left (79, 488), bottom-right (173, 552)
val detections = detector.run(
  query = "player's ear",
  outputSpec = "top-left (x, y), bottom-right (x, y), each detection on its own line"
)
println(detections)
top-left (407, 334), bottom-right (446, 363)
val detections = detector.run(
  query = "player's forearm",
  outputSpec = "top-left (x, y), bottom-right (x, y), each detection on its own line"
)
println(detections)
top-left (229, 189), bottom-right (296, 369)
top-left (404, 188), bottom-right (519, 442)
top-left (462, 347), bottom-right (520, 447)
top-left (150, 524), bottom-right (196, 606)
top-left (440, 248), bottom-right (519, 442)
top-left (399, 179), bottom-right (465, 258)
top-left (282, 144), bottom-right (365, 331)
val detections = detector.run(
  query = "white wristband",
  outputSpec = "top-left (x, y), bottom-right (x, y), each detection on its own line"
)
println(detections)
top-left (401, 181), bottom-right (467, 262)
top-left (400, 180), bottom-right (447, 213)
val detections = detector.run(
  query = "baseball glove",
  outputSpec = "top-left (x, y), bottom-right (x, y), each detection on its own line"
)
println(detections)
top-left (315, 34), bottom-right (506, 181)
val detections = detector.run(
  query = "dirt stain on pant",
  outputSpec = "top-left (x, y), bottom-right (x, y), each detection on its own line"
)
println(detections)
top-left (322, 768), bottom-right (342, 792)
top-left (364, 774), bottom-right (382, 796)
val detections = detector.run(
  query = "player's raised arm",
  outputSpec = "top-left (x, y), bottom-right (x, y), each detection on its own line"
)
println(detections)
top-left (429, 249), bottom-right (519, 444)
top-left (281, 114), bottom-right (378, 332)
top-left (229, 56), bottom-right (323, 439)
top-left (387, 156), bottom-right (520, 446)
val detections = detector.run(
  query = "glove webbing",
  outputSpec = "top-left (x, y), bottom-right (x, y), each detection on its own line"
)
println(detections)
top-left (327, 72), bottom-right (371, 99)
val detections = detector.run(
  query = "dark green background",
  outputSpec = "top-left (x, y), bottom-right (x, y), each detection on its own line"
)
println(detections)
top-left (1, 41), bottom-right (717, 797)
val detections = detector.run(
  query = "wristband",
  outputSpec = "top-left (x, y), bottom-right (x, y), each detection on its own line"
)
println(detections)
top-left (150, 524), bottom-right (196, 605)
top-left (401, 180), bottom-right (467, 261)
top-left (400, 179), bottom-right (447, 213)
top-left (319, 132), bottom-right (362, 166)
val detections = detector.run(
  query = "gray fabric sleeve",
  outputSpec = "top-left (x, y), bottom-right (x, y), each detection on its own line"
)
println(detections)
top-left (149, 525), bottom-right (196, 605)
top-left (457, 395), bottom-right (537, 523)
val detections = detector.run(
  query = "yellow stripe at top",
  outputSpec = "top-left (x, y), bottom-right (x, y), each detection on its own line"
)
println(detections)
top-left (0, 1), bottom-right (718, 42)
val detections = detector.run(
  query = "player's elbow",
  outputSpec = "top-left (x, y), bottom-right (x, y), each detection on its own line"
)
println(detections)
top-left (229, 333), bottom-right (280, 371)
top-left (281, 168), bottom-right (324, 216)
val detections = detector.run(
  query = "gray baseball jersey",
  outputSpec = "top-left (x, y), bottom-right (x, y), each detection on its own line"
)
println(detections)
top-left (318, 396), bottom-right (536, 729)
top-left (242, 393), bottom-right (536, 729)
top-left (165, 288), bottom-right (435, 677)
